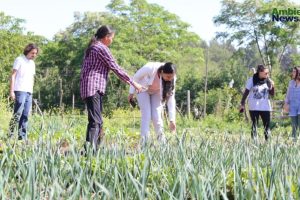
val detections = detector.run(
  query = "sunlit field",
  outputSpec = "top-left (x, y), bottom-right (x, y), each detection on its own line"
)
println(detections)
top-left (0, 107), bottom-right (299, 199)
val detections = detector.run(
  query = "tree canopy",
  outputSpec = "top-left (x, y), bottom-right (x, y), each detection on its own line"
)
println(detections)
top-left (1, 0), bottom-right (300, 117)
top-left (214, 0), bottom-right (300, 71)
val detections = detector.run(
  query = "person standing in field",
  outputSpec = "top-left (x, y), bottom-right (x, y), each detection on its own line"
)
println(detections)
top-left (240, 64), bottom-right (275, 141)
top-left (80, 25), bottom-right (143, 150)
top-left (8, 43), bottom-right (39, 140)
top-left (128, 62), bottom-right (176, 144)
top-left (284, 67), bottom-right (300, 140)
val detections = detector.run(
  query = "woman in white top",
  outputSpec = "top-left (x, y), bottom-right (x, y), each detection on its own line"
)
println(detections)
top-left (240, 64), bottom-right (275, 141)
top-left (128, 62), bottom-right (176, 143)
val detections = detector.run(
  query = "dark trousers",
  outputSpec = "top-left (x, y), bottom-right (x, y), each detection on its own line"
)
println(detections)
top-left (291, 115), bottom-right (300, 139)
top-left (249, 111), bottom-right (271, 140)
top-left (85, 92), bottom-right (104, 150)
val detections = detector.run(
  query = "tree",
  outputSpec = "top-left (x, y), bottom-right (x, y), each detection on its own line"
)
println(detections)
top-left (107, 0), bottom-right (204, 75)
top-left (214, 0), bottom-right (300, 72)
top-left (37, 0), bottom-right (205, 112)
top-left (0, 12), bottom-right (47, 97)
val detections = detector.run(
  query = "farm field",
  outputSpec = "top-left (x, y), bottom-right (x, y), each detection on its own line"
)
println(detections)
top-left (0, 109), bottom-right (298, 199)
top-left (1, 0), bottom-right (300, 199)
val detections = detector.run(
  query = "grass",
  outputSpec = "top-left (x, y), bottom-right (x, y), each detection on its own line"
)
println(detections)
top-left (0, 108), bottom-right (299, 199)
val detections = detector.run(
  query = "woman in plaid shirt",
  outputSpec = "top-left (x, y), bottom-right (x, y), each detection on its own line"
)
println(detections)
top-left (80, 25), bottom-right (142, 150)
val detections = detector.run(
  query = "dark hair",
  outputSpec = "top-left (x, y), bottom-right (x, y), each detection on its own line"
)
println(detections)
top-left (87, 25), bottom-right (115, 48)
top-left (158, 62), bottom-right (176, 102)
top-left (292, 67), bottom-right (299, 80)
top-left (85, 25), bottom-right (115, 57)
top-left (296, 67), bottom-right (300, 80)
top-left (23, 43), bottom-right (39, 56)
top-left (253, 64), bottom-right (270, 87)
top-left (95, 25), bottom-right (115, 39)
top-left (256, 64), bottom-right (268, 74)
top-left (158, 62), bottom-right (176, 74)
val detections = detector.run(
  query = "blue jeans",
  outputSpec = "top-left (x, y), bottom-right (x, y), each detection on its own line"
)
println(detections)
top-left (9, 91), bottom-right (32, 139)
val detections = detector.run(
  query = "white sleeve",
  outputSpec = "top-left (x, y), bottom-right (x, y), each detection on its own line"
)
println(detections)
top-left (245, 78), bottom-right (253, 90)
top-left (167, 78), bottom-right (176, 122)
top-left (13, 57), bottom-right (21, 70)
top-left (167, 92), bottom-right (176, 122)
top-left (129, 64), bottom-right (154, 94)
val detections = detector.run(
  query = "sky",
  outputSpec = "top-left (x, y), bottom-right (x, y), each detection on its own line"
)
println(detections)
top-left (0, 0), bottom-right (222, 42)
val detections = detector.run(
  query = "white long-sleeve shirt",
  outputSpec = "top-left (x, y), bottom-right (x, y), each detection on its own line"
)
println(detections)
top-left (129, 62), bottom-right (176, 121)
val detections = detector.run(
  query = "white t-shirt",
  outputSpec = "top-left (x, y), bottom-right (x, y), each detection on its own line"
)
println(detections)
top-left (246, 77), bottom-right (272, 111)
top-left (13, 55), bottom-right (36, 93)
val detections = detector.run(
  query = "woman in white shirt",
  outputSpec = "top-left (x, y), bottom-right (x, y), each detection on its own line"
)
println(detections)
top-left (240, 64), bottom-right (275, 141)
top-left (128, 62), bottom-right (176, 143)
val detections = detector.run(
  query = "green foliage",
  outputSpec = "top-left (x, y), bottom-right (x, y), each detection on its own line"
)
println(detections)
top-left (214, 0), bottom-right (300, 70)
top-left (35, 0), bottom-right (204, 111)
top-left (0, 109), bottom-right (298, 199)
top-left (2, 0), bottom-right (300, 197)
top-left (194, 86), bottom-right (241, 116)
top-left (1, 0), bottom-right (298, 125)
top-left (176, 61), bottom-right (245, 116)
top-left (0, 13), bottom-right (26, 95)
top-left (107, 0), bottom-right (204, 71)
top-left (0, 12), bottom-right (48, 98)
top-left (34, 67), bottom-right (62, 108)
top-left (0, 97), bottom-right (11, 134)
top-left (271, 67), bottom-right (291, 100)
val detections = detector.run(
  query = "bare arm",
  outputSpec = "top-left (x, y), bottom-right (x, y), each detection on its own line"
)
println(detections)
top-left (269, 86), bottom-right (275, 96)
top-left (240, 89), bottom-right (250, 106)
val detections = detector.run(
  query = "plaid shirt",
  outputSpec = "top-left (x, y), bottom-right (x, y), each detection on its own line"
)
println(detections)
top-left (80, 42), bottom-right (133, 99)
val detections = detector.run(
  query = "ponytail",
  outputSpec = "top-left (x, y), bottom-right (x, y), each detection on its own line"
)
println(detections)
top-left (85, 36), bottom-right (97, 57)
top-left (85, 25), bottom-right (115, 57)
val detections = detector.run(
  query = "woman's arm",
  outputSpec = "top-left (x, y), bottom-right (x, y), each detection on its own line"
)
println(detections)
top-left (240, 89), bottom-right (250, 106)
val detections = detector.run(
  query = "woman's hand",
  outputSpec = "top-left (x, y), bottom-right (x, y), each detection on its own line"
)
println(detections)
top-left (283, 103), bottom-right (289, 113)
top-left (128, 94), bottom-right (134, 102)
top-left (268, 78), bottom-right (274, 89)
top-left (239, 105), bottom-right (245, 113)
top-left (132, 81), bottom-right (143, 93)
